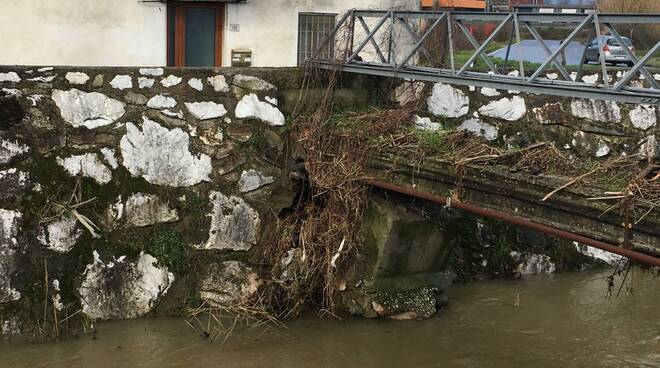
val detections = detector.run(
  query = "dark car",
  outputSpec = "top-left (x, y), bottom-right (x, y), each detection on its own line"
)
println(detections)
top-left (585, 35), bottom-right (636, 66)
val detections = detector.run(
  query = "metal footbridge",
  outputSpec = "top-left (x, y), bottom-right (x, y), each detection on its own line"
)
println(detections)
top-left (312, 10), bottom-right (660, 104)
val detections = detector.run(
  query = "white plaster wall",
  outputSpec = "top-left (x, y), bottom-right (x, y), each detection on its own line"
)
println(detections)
top-left (0, 0), bottom-right (167, 66)
top-left (0, 0), bottom-right (416, 67)
top-left (224, 0), bottom-right (419, 67)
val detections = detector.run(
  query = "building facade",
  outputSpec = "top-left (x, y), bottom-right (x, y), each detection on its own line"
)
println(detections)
top-left (0, 0), bottom-right (418, 67)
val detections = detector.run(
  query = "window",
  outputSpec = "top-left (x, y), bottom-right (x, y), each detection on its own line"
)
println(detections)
top-left (607, 37), bottom-right (632, 47)
top-left (167, 2), bottom-right (224, 67)
top-left (297, 13), bottom-right (336, 65)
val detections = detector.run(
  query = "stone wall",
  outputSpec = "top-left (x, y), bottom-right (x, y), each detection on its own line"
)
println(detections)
top-left (1, 65), bottom-right (655, 336)
top-left (0, 66), bottom-right (320, 338)
top-left (402, 72), bottom-right (659, 160)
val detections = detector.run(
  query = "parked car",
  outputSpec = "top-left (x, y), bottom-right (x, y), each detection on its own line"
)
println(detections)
top-left (585, 35), bottom-right (636, 66)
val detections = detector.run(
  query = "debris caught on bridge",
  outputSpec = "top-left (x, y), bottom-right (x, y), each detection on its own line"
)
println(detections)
top-left (247, 12), bottom-right (658, 322)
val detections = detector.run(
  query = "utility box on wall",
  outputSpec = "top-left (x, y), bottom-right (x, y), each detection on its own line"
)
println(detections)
top-left (231, 49), bottom-right (252, 67)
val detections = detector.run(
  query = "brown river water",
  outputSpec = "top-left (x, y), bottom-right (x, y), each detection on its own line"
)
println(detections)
top-left (1, 270), bottom-right (658, 368)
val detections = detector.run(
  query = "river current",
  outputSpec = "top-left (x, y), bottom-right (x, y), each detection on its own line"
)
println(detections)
top-left (2, 270), bottom-right (658, 368)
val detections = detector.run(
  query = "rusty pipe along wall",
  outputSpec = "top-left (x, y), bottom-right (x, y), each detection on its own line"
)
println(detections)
top-left (367, 180), bottom-right (660, 267)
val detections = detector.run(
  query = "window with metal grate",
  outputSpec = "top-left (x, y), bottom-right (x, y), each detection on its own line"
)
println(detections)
top-left (298, 13), bottom-right (337, 65)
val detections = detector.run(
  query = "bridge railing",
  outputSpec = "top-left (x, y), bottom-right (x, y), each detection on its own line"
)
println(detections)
top-left (310, 10), bottom-right (660, 105)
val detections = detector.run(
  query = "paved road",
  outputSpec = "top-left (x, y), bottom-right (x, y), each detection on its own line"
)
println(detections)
top-left (489, 40), bottom-right (586, 65)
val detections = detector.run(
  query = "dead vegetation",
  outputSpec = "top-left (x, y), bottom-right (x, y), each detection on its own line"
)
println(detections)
top-left (259, 67), bottom-right (420, 318)
top-left (185, 296), bottom-right (284, 343)
top-left (194, 14), bottom-right (658, 338)
top-left (597, 0), bottom-right (660, 50)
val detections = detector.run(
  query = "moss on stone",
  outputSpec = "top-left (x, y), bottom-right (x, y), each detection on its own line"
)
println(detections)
top-left (373, 287), bottom-right (443, 319)
top-left (146, 227), bottom-right (186, 273)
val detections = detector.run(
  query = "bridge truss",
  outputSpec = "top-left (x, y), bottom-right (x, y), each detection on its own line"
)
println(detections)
top-left (313, 10), bottom-right (660, 105)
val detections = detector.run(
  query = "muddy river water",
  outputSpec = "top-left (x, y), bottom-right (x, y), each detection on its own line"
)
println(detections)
top-left (1, 270), bottom-right (658, 368)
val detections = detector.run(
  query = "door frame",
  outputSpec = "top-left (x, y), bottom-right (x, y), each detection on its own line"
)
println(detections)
top-left (167, 1), bottom-right (225, 67)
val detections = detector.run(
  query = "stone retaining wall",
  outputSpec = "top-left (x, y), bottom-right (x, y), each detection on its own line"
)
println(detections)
top-left (401, 72), bottom-right (659, 159)
top-left (1, 65), bottom-right (655, 337)
top-left (0, 66), bottom-right (320, 337)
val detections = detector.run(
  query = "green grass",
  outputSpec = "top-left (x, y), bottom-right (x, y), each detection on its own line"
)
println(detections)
top-left (449, 42), bottom-right (660, 74)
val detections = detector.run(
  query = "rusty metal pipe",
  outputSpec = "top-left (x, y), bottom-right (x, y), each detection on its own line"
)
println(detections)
top-left (367, 180), bottom-right (660, 267)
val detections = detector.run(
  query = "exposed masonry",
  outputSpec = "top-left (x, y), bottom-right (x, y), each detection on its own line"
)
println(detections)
top-left (57, 153), bottom-right (112, 184)
top-left (416, 79), bottom-right (657, 160)
top-left (0, 72), bottom-right (21, 83)
top-left (238, 169), bottom-right (274, 193)
top-left (100, 147), bottom-right (119, 169)
top-left (51, 89), bottom-right (126, 129)
top-left (79, 251), bottom-right (174, 320)
top-left (233, 74), bottom-right (275, 91)
top-left (197, 191), bottom-right (261, 251)
top-left (147, 95), bottom-right (177, 109)
top-left (38, 214), bottom-right (82, 253)
top-left (120, 193), bottom-right (179, 228)
top-left (161, 75), bottom-right (182, 88)
top-left (478, 96), bottom-right (527, 122)
top-left (0, 67), bottom-right (293, 325)
top-left (199, 261), bottom-right (260, 307)
top-left (120, 118), bottom-right (212, 187)
top-left (110, 75), bottom-right (132, 90)
top-left (0, 66), bottom-right (656, 329)
top-left (570, 99), bottom-right (621, 123)
top-left (188, 78), bottom-right (204, 92)
top-left (207, 75), bottom-right (230, 92)
top-left (139, 68), bottom-right (164, 77)
top-left (1, 209), bottom-right (22, 303)
top-left (138, 77), bottom-right (155, 89)
top-left (235, 93), bottom-right (285, 126)
top-left (510, 251), bottom-right (556, 276)
top-left (185, 101), bottom-right (227, 120)
top-left (0, 67), bottom-right (289, 324)
top-left (414, 115), bottom-right (441, 131)
top-left (65, 72), bottom-right (89, 85)
top-left (427, 82), bottom-right (469, 118)
top-left (458, 118), bottom-right (498, 141)
top-left (0, 139), bottom-right (30, 164)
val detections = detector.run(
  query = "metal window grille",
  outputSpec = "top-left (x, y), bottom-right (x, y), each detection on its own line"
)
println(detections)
top-left (298, 13), bottom-right (336, 65)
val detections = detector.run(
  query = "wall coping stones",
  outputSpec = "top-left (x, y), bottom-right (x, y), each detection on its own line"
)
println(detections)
top-left (139, 68), bottom-right (164, 77)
